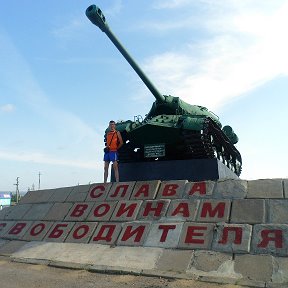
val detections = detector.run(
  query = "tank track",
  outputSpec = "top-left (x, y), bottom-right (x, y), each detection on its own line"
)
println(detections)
top-left (118, 117), bottom-right (242, 176)
top-left (181, 117), bottom-right (242, 176)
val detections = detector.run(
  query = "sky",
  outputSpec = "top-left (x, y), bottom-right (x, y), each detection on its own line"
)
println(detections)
top-left (0, 0), bottom-right (288, 192)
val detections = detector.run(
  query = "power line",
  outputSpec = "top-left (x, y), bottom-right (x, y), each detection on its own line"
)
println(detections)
top-left (14, 177), bottom-right (20, 203)
top-left (38, 171), bottom-right (41, 190)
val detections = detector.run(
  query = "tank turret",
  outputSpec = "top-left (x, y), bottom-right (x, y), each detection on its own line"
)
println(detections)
top-left (86, 5), bottom-right (242, 175)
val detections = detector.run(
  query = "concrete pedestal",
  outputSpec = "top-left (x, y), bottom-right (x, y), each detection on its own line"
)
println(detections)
top-left (111, 158), bottom-right (239, 182)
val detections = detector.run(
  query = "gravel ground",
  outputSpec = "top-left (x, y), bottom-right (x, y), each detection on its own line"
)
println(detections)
top-left (0, 256), bottom-right (247, 288)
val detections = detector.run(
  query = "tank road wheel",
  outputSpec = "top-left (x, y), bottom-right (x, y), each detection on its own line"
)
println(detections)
top-left (181, 123), bottom-right (242, 176)
top-left (230, 158), bottom-right (235, 173)
top-left (218, 147), bottom-right (225, 164)
top-left (216, 150), bottom-right (221, 160)
top-left (226, 154), bottom-right (232, 169)
top-left (235, 160), bottom-right (242, 176)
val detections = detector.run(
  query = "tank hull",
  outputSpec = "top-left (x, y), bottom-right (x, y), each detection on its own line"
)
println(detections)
top-left (117, 116), bottom-right (242, 176)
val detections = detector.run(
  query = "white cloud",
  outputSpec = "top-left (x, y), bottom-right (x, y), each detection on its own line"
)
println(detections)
top-left (0, 104), bottom-right (15, 112)
top-left (142, 0), bottom-right (288, 110)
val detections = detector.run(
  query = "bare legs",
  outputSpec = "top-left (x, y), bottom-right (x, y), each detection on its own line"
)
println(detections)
top-left (104, 161), bottom-right (119, 183)
top-left (104, 161), bottom-right (109, 183)
top-left (113, 161), bottom-right (119, 182)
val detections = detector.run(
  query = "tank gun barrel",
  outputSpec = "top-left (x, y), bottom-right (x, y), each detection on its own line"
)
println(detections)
top-left (86, 5), bottom-right (165, 103)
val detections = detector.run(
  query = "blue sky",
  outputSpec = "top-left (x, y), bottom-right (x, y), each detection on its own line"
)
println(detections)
top-left (0, 0), bottom-right (287, 192)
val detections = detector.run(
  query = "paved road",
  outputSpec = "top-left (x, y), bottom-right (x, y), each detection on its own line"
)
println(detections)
top-left (0, 256), bottom-right (245, 288)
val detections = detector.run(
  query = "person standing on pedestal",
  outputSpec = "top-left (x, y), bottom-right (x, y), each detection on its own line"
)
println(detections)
top-left (103, 120), bottom-right (123, 183)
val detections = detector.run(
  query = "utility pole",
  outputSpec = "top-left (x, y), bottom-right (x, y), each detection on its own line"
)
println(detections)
top-left (14, 177), bottom-right (20, 204)
top-left (38, 171), bottom-right (41, 190)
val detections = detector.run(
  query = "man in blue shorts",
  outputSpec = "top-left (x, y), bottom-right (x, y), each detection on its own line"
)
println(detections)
top-left (104, 120), bottom-right (123, 183)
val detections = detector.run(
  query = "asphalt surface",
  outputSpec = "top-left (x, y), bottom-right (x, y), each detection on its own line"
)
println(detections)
top-left (0, 256), bottom-right (245, 288)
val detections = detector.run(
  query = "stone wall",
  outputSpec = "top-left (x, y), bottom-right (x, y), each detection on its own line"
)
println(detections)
top-left (0, 178), bottom-right (287, 256)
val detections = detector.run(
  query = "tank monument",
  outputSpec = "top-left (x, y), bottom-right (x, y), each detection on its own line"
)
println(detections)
top-left (0, 5), bottom-right (287, 288)
top-left (85, 5), bottom-right (242, 183)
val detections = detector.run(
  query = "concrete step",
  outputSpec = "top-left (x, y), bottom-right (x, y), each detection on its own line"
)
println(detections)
top-left (0, 178), bottom-right (287, 287)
